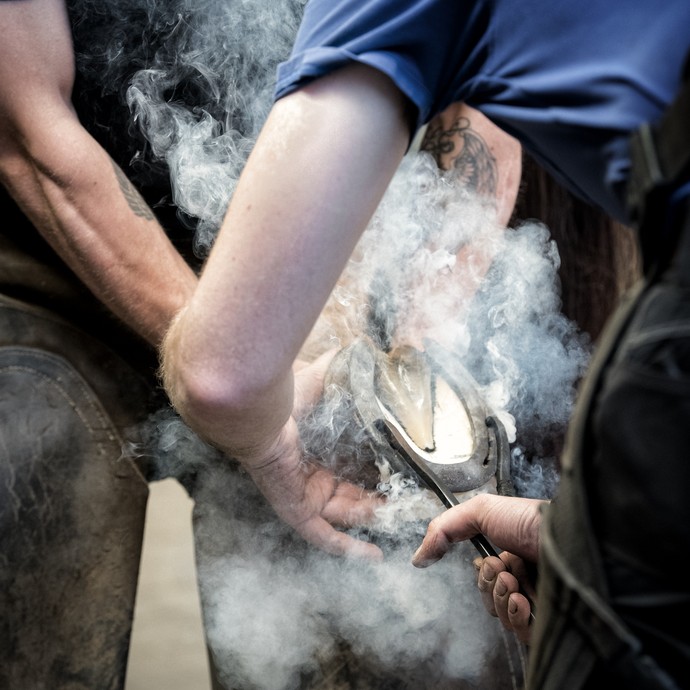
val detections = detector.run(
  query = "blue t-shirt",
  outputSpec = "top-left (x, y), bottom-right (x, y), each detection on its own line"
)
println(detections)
top-left (276, 0), bottom-right (690, 222)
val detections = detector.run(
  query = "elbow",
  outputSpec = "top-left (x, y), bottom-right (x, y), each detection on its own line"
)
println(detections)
top-left (159, 310), bottom-right (220, 433)
top-left (0, 93), bottom-right (72, 168)
top-left (160, 345), bottom-right (240, 435)
top-left (160, 311), bottom-right (286, 443)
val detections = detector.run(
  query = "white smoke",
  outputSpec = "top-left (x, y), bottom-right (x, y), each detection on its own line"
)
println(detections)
top-left (124, 0), bottom-right (306, 251)
top-left (302, 152), bottom-right (590, 497)
top-left (77, 1), bottom-right (591, 686)
top-left (129, 149), bottom-right (587, 687)
top-left (71, 0), bottom-right (306, 254)
top-left (190, 463), bottom-right (526, 690)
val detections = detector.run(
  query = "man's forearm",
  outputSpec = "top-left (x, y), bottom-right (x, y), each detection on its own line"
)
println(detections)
top-left (0, 0), bottom-right (196, 348)
top-left (387, 103), bottom-right (522, 348)
top-left (161, 64), bottom-right (411, 461)
top-left (0, 109), bottom-right (197, 347)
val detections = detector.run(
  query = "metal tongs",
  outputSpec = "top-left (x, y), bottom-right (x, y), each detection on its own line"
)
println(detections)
top-left (374, 401), bottom-right (498, 559)
top-left (324, 336), bottom-right (536, 620)
top-left (375, 398), bottom-right (537, 622)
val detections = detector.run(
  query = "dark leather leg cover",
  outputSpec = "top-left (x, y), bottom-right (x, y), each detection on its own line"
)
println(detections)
top-left (0, 345), bottom-right (149, 690)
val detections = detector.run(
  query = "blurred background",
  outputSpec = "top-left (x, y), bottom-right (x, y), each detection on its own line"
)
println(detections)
top-left (125, 478), bottom-right (211, 690)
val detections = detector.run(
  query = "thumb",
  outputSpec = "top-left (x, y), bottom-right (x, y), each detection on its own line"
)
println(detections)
top-left (292, 347), bottom-right (339, 419)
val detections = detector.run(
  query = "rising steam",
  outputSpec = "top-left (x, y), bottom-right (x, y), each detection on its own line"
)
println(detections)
top-left (131, 150), bottom-right (588, 687)
top-left (76, 1), bottom-right (590, 687)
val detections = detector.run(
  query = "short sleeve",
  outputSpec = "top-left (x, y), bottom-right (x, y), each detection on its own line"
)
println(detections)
top-left (275, 0), bottom-right (482, 131)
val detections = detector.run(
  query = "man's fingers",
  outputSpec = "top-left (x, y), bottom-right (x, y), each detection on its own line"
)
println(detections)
top-left (321, 485), bottom-right (384, 527)
top-left (500, 551), bottom-right (537, 600)
top-left (506, 592), bottom-right (533, 645)
top-left (412, 495), bottom-right (544, 569)
top-left (493, 570), bottom-right (520, 627)
top-left (477, 558), bottom-right (533, 644)
top-left (477, 556), bottom-right (503, 617)
top-left (412, 497), bottom-right (494, 568)
top-left (296, 515), bottom-right (384, 561)
top-left (252, 461), bottom-right (384, 560)
top-left (475, 553), bottom-right (535, 642)
top-left (411, 505), bottom-right (466, 567)
top-left (411, 533), bottom-right (445, 567)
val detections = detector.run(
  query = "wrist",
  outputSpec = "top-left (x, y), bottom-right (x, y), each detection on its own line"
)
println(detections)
top-left (231, 417), bottom-right (300, 472)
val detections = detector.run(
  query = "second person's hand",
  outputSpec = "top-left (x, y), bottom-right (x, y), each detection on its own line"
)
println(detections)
top-left (412, 493), bottom-right (543, 641)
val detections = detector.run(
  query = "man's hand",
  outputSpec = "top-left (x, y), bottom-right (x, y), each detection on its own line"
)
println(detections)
top-left (292, 348), bottom-right (338, 419)
top-left (412, 493), bottom-right (542, 642)
top-left (473, 553), bottom-right (535, 644)
top-left (244, 416), bottom-right (383, 560)
top-left (240, 352), bottom-right (384, 560)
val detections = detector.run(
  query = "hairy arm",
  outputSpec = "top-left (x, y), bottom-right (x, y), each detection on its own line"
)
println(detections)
top-left (163, 64), bottom-right (410, 460)
top-left (162, 64), bottom-right (410, 556)
top-left (0, 0), bottom-right (197, 346)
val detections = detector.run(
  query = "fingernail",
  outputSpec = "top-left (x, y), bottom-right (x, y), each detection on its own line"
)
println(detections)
top-left (412, 547), bottom-right (438, 568)
top-left (482, 562), bottom-right (495, 581)
top-left (495, 577), bottom-right (507, 596)
top-left (508, 596), bottom-right (518, 615)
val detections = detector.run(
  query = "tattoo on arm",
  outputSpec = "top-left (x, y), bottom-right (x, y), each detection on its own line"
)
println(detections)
top-left (111, 160), bottom-right (155, 221)
top-left (421, 116), bottom-right (498, 198)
